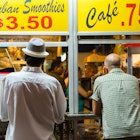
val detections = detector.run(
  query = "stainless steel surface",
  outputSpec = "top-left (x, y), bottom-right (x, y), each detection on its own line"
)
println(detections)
top-left (65, 113), bottom-right (101, 140)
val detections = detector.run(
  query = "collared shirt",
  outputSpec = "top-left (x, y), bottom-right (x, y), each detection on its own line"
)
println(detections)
top-left (0, 66), bottom-right (66, 140)
top-left (91, 68), bottom-right (140, 139)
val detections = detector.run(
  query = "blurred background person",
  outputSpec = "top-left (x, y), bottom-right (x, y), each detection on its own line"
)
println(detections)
top-left (47, 59), bottom-right (67, 139)
top-left (63, 69), bottom-right (69, 88)
top-left (48, 59), bottom-right (66, 96)
top-left (66, 66), bottom-right (92, 112)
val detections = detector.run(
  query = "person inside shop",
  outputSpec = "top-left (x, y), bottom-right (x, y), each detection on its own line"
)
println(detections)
top-left (47, 58), bottom-right (67, 139)
top-left (91, 53), bottom-right (140, 140)
top-left (66, 66), bottom-right (93, 112)
top-left (63, 69), bottom-right (69, 88)
top-left (0, 38), bottom-right (67, 140)
top-left (48, 59), bottom-right (66, 96)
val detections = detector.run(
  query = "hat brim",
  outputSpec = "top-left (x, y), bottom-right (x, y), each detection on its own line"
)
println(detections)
top-left (22, 48), bottom-right (49, 58)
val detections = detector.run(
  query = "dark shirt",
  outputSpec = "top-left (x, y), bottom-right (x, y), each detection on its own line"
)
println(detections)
top-left (48, 71), bottom-right (66, 96)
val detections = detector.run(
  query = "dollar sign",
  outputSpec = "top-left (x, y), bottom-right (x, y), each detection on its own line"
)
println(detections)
top-left (0, 19), bottom-right (3, 27)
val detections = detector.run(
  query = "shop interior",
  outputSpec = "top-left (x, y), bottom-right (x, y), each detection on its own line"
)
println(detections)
top-left (0, 34), bottom-right (140, 140)
top-left (0, 35), bottom-right (140, 77)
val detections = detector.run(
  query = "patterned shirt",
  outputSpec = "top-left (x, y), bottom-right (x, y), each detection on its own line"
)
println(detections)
top-left (91, 68), bottom-right (140, 139)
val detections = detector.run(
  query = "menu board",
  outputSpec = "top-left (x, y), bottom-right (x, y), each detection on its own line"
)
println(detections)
top-left (78, 0), bottom-right (140, 33)
top-left (0, 0), bottom-right (140, 33)
top-left (0, 0), bottom-right (68, 32)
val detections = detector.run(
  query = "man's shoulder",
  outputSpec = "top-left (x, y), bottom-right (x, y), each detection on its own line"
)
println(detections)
top-left (95, 74), bottom-right (108, 82)
top-left (95, 72), bottom-right (138, 83)
top-left (6, 71), bottom-right (21, 78)
top-left (117, 72), bottom-right (138, 81)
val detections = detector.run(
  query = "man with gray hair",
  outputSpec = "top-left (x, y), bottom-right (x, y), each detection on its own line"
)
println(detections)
top-left (91, 53), bottom-right (140, 140)
top-left (0, 38), bottom-right (66, 140)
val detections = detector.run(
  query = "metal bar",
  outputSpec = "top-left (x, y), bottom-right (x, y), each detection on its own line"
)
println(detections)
top-left (68, 0), bottom-right (77, 114)
top-left (0, 42), bottom-right (68, 47)
top-left (68, 0), bottom-right (78, 139)
top-left (67, 0), bottom-right (79, 114)
top-left (73, 0), bottom-right (78, 114)
top-left (78, 39), bottom-right (140, 44)
top-left (127, 48), bottom-right (133, 75)
top-left (68, 0), bottom-right (74, 114)
top-left (65, 113), bottom-right (100, 120)
top-left (68, 0), bottom-right (79, 115)
top-left (1, 39), bottom-right (140, 47)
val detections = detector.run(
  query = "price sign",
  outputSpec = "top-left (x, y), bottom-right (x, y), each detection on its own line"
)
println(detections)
top-left (0, 0), bottom-right (68, 32)
top-left (78, 0), bottom-right (140, 33)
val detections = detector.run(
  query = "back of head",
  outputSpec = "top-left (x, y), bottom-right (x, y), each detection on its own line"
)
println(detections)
top-left (50, 60), bottom-right (62, 70)
top-left (49, 59), bottom-right (63, 75)
top-left (104, 53), bottom-right (121, 69)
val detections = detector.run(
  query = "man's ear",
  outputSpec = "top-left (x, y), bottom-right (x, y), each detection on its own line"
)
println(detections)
top-left (103, 66), bottom-right (108, 74)
top-left (120, 64), bottom-right (124, 70)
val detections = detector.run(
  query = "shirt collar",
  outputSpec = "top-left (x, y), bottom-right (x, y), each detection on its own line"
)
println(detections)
top-left (21, 66), bottom-right (43, 73)
top-left (109, 68), bottom-right (124, 74)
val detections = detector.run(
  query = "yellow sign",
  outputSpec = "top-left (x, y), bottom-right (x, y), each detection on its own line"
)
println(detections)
top-left (0, 0), bottom-right (68, 32)
top-left (0, 0), bottom-right (140, 33)
top-left (78, 0), bottom-right (140, 32)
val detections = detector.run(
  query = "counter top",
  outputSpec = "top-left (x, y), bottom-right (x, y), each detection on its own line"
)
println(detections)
top-left (65, 112), bottom-right (100, 120)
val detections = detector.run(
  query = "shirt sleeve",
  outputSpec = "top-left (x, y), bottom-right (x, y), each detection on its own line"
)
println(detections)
top-left (90, 78), bottom-right (101, 102)
top-left (53, 81), bottom-right (67, 124)
top-left (0, 77), bottom-right (8, 122)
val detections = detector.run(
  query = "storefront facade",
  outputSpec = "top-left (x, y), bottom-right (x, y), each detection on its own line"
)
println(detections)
top-left (0, 0), bottom-right (140, 114)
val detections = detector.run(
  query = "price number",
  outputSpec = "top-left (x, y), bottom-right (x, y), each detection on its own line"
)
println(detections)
top-left (0, 16), bottom-right (52, 30)
top-left (0, 19), bottom-right (3, 28)
top-left (122, 3), bottom-right (140, 26)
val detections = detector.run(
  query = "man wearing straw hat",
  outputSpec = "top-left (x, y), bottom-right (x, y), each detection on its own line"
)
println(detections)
top-left (0, 38), bottom-right (66, 140)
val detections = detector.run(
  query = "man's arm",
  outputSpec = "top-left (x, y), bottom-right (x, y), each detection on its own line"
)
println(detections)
top-left (54, 81), bottom-right (67, 124)
top-left (92, 99), bottom-right (102, 115)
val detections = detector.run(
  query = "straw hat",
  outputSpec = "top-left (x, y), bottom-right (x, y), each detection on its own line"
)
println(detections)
top-left (22, 38), bottom-right (49, 58)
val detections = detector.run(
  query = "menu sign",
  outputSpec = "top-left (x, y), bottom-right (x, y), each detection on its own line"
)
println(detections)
top-left (78, 0), bottom-right (140, 32)
top-left (0, 0), bottom-right (68, 32)
top-left (0, 0), bottom-right (140, 33)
